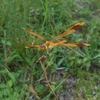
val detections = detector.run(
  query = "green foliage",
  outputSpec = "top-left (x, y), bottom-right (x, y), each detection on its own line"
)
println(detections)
top-left (0, 0), bottom-right (100, 99)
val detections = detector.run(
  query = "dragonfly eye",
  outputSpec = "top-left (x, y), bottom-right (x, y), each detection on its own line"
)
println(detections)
top-left (40, 44), bottom-right (46, 48)
top-left (40, 44), bottom-right (47, 51)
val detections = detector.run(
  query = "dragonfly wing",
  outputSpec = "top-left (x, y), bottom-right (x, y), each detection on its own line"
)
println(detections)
top-left (46, 40), bottom-right (67, 50)
top-left (51, 22), bottom-right (85, 41)
top-left (23, 28), bottom-right (47, 41)
top-left (61, 43), bottom-right (90, 47)
top-left (53, 40), bottom-right (67, 47)
top-left (25, 44), bottom-right (47, 51)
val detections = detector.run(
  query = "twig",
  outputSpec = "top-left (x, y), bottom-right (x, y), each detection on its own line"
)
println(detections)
top-left (29, 85), bottom-right (41, 100)
top-left (39, 56), bottom-right (59, 100)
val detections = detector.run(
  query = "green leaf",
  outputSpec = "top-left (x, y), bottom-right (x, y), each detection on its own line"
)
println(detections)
top-left (7, 80), bottom-right (13, 87)
top-left (57, 58), bottom-right (64, 66)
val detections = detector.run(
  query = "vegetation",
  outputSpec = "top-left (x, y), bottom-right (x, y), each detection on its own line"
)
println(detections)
top-left (0, 0), bottom-right (100, 100)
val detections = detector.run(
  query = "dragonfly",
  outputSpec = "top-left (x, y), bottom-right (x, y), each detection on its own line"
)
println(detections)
top-left (23, 22), bottom-right (90, 51)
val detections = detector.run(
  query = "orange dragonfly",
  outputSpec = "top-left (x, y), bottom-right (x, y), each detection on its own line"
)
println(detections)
top-left (23, 22), bottom-right (90, 51)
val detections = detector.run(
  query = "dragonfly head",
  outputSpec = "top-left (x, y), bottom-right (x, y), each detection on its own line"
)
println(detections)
top-left (40, 41), bottom-right (53, 51)
top-left (40, 44), bottom-right (47, 51)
